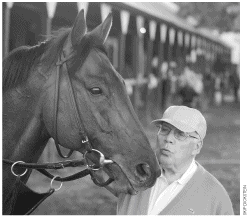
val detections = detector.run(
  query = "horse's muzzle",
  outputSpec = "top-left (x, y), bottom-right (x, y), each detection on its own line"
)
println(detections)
top-left (134, 163), bottom-right (152, 183)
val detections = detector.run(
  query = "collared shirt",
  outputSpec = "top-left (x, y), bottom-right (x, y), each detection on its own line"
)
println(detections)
top-left (147, 159), bottom-right (197, 215)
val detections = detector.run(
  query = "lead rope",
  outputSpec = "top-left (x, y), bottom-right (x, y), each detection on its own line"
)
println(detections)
top-left (7, 149), bottom-right (114, 185)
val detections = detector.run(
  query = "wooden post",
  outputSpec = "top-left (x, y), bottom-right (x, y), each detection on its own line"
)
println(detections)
top-left (132, 34), bottom-right (139, 114)
top-left (119, 34), bottom-right (126, 76)
top-left (182, 31), bottom-right (187, 65)
top-left (192, 35), bottom-right (197, 69)
top-left (145, 20), bottom-right (157, 123)
top-left (164, 27), bottom-right (173, 109)
top-left (173, 29), bottom-right (178, 66)
top-left (156, 23), bottom-right (167, 116)
top-left (166, 27), bottom-right (176, 106)
top-left (131, 15), bottom-right (145, 116)
top-left (196, 36), bottom-right (201, 72)
top-left (207, 41), bottom-right (212, 72)
top-left (46, 17), bottom-right (52, 36)
top-left (145, 38), bottom-right (154, 123)
top-left (119, 9), bottom-right (131, 105)
top-left (203, 39), bottom-right (207, 70)
top-left (119, 10), bottom-right (129, 76)
top-left (177, 30), bottom-right (184, 63)
top-left (188, 33), bottom-right (192, 62)
top-left (156, 41), bottom-right (164, 115)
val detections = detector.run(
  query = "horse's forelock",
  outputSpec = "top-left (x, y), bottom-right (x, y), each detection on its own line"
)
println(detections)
top-left (67, 33), bottom-right (108, 75)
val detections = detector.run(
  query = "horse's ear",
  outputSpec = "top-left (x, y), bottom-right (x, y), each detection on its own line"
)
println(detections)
top-left (71, 9), bottom-right (87, 47)
top-left (90, 13), bottom-right (113, 44)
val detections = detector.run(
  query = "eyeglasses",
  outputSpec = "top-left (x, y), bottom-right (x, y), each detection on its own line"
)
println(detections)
top-left (157, 124), bottom-right (199, 141)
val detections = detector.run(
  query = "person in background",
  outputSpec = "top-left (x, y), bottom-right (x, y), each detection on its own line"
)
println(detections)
top-left (229, 69), bottom-right (240, 103)
top-left (177, 66), bottom-right (200, 108)
top-left (178, 84), bottom-right (198, 107)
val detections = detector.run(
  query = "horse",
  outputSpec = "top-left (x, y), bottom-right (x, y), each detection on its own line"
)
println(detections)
top-left (3, 10), bottom-right (161, 214)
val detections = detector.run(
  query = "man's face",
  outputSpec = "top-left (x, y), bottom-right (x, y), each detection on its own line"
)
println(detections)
top-left (155, 122), bottom-right (201, 171)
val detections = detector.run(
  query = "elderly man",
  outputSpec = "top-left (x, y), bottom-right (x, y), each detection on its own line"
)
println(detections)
top-left (117, 106), bottom-right (234, 215)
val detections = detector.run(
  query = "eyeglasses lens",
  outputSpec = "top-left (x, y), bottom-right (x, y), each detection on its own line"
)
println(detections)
top-left (158, 125), bottom-right (188, 141)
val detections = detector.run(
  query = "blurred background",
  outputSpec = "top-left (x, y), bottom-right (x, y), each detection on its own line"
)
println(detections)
top-left (2, 2), bottom-right (240, 215)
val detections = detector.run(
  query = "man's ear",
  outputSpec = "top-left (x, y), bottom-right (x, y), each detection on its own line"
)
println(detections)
top-left (192, 141), bottom-right (202, 155)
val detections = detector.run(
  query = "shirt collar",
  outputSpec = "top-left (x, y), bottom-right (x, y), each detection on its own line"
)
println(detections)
top-left (177, 159), bottom-right (197, 185)
top-left (159, 159), bottom-right (197, 185)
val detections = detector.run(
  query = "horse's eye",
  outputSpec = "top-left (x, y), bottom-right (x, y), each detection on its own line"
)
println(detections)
top-left (90, 87), bottom-right (102, 95)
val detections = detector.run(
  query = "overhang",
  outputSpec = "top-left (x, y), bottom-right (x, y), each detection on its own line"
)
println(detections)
top-left (109, 2), bottom-right (229, 48)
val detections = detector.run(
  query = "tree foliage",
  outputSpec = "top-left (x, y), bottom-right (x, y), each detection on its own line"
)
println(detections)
top-left (175, 2), bottom-right (240, 33)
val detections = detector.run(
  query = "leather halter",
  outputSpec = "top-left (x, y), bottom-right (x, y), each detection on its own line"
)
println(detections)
top-left (54, 51), bottom-right (91, 158)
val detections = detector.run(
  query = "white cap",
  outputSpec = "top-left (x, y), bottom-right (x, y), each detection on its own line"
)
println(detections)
top-left (152, 106), bottom-right (207, 140)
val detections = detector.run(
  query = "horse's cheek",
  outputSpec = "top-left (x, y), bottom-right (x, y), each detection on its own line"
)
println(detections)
top-left (41, 95), bottom-right (54, 136)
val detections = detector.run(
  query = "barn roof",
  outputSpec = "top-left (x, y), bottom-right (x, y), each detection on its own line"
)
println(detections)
top-left (114, 2), bottom-right (229, 48)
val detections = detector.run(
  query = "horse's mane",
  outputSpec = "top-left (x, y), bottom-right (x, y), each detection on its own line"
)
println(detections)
top-left (3, 28), bottom-right (107, 93)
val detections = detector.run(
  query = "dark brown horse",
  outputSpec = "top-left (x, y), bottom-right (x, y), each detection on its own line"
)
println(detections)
top-left (3, 10), bottom-right (160, 212)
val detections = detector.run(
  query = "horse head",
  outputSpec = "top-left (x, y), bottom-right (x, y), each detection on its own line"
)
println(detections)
top-left (41, 10), bottom-right (160, 194)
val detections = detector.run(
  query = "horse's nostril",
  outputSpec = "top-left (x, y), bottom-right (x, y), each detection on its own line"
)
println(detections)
top-left (135, 163), bottom-right (151, 181)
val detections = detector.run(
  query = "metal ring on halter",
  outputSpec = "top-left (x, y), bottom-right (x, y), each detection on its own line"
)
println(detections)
top-left (50, 175), bottom-right (63, 192)
top-left (11, 161), bottom-right (28, 177)
top-left (83, 149), bottom-right (113, 171)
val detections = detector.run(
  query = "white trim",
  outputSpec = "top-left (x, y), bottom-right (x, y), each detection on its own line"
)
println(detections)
top-left (136, 16), bottom-right (144, 38)
top-left (160, 24), bottom-right (167, 43)
top-left (46, 2), bottom-right (57, 19)
top-left (178, 31), bottom-right (183, 46)
top-left (101, 3), bottom-right (112, 22)
top-left (6, 2), bottom-right (14, 9)
top-left (77, 2), bottom-right (89, 15)
top-left (169, 28), bottom-right (176, 45)
top-left (120, 10), bottom-right (130, 34)
top-left (149, 20), bottom-right (157, 41)
top-left (121, 2), bottom-right (227, 47)
top-left (185, 33), bottom-right (190, 48)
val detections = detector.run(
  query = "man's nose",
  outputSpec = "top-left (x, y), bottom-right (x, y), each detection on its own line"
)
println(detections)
top-left (164, 129), bottom-right (175, 143)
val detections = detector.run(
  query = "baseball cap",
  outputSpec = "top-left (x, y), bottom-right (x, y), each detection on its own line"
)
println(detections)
top-left (152, 106), bottom-right (207, 140)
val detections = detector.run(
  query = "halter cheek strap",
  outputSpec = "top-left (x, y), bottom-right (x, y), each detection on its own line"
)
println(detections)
top-left (53, 52), bottom-right (91, 158)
